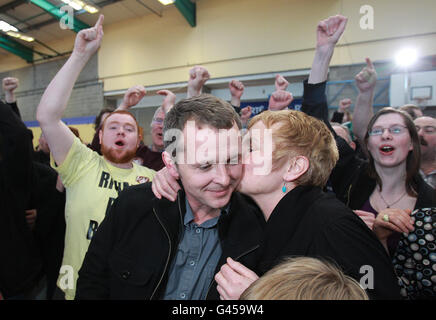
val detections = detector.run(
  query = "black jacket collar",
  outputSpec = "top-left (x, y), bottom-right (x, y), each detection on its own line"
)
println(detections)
top-left (258, 185), bottom-right (324, 273)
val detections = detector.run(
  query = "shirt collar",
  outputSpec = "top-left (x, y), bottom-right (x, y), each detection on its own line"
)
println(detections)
top-left (184, 198), bottom-right (230, 228)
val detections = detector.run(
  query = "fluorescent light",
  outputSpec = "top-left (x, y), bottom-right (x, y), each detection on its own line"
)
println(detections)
top-left (158, 0), bottom-right (175, 5)
top-left (18, 35), bottom-right (35, 42)
top-left (395, 48), bottom-right (418, 68)
top-left (60, 0), bottom-right (83, 10)
top-left (60, 0), bottom-right (98, 13)
top-left (83, 4), bottom-right (99, 13)
top-left (0, 20), bottom-right (18, 32)
top-left (60, 0), bottom-right (82, 10)
top-left (6, 31), bottom-right (34, 42)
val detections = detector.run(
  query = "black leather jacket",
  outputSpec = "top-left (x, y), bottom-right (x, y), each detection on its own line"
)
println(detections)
top-left (76, 183), bottom-right (264, 300)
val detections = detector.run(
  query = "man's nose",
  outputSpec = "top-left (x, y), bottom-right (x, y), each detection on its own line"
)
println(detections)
top-left (214, 164), bottom-right (230, 186)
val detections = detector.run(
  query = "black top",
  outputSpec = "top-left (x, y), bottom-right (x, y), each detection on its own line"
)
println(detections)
top-left (255, 185), bottom-right (402, 300)
top-left (0, 101), bottom-right (42, 297)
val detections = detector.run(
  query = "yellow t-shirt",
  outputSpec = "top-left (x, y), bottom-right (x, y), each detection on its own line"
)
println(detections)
top-left (55, 137), bottom-right (155, 300)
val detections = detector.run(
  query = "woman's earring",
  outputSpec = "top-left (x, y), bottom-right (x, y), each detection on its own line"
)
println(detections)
top-left (282, 182), bottom-right (287, 193)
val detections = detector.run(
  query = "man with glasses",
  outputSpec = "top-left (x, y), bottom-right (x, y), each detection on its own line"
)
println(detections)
top-left (414, 116), bottom-right (436, 188)
top-left (135, 91), bottom-right (175, 170)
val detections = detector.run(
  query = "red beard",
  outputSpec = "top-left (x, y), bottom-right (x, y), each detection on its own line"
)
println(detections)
top-left (101, 142), bottom-right (137, 164)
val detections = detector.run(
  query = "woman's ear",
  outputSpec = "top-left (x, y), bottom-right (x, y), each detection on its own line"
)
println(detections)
top-left (162, 151), bottom-right (180, 179)
top-left (283, 156), bottom-right (309, 182)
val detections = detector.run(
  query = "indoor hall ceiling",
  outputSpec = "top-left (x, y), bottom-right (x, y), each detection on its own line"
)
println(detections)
top-left (0, 0), bottom-right (196, 61)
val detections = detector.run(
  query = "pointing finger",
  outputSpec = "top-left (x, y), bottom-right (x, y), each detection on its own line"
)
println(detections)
top-left (94, 14), bottom-right (104, 29)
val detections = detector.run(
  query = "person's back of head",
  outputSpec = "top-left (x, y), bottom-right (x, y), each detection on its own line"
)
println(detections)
top-left (399, 104), bottom-right (423, 120)
top-left (240, 257), bottom-right (368, 300)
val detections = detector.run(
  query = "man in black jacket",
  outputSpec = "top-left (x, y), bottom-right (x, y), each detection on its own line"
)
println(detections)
top-left (76, 94), bottom-right (264, 300)
top-left (0, 100), bottom-right (43, 299)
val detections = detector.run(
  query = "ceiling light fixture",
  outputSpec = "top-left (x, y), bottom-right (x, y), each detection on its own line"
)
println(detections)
top-left (395, 48), bottom-right (418, 68)
top-left (6, 31), bottom-right (34, 42)
top-left (158, 0), bottom-right (175, 5)
top-left (60, 0), bottom-right (99, 13)
top-left (0, 20), bottom-right (18, 33)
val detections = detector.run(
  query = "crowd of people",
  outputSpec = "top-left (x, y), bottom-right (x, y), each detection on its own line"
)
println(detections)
top-left (0, 13), bottom-right (435, 301)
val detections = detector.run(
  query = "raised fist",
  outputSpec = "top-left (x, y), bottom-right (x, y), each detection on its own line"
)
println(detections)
top-left (188, 66), bottom-right (210, 96)
top-left (157, 89), bottom-right (176, 113)
top-left (316, 15), bottom-right (348, 49)
top-left (2, 77), bottom-right (18, 92)
top-left (339, 98), bottom-right (352, 112)
top-left (240, 106), bottom-right (252, 127)
top-left (275, 74), bottom-right (289, 91)
top-left (268, 90), bottom-right (293, 111)
top-left (229, 80), bottom-right (244, 100)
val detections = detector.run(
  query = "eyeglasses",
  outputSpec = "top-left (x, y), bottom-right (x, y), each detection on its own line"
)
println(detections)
top-left (415, 125), bottom-right (436, 134)
top-left (368, 125), bottom-right (408, 136)
top-left (152, 118), bottom-right (164, 125)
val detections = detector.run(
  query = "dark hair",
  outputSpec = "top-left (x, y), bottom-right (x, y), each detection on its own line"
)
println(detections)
top-left (364, 107), bottom-right (421, 196)
top-left (94, 107), bottom-right (116, 130)
top-left (399, 104), bottom-right (421, 120)
top-left (163, 94), bottom-right (242, 149)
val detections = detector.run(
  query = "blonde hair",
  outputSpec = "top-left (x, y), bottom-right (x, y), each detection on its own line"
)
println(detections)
top-left (248, 110), bottom-right (339, 187)
top-left (240, 257), bottom-right (368, 300)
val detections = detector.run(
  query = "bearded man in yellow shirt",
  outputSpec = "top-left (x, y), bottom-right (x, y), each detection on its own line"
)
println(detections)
top-left (36, 15), bottom-right (155, 300)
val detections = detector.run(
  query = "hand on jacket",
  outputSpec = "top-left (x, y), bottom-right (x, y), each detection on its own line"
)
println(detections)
top-left (151, 167), bottom-right (180, 202)
top-left (354, 210), bottom-right (375, 230)
top-left (25, 209), bottom-right (37, 230)
top-left (215, 257), bottom-right (259, 300)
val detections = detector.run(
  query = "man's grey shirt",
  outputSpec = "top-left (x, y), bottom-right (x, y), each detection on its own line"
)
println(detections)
top-left (163, 198), bottom-right (227, 300)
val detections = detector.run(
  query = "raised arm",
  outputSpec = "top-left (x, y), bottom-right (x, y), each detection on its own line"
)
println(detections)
top-left (187, 65), bottom-right (210, 98)
top-left (2, 77), bottom-right (18, 104)
top-left (157, 89), bottom-right (176, 113)
top-left (352, 58), bottom-right (377, 144)
top-left (308, 15), bottom-right (348, 84)
top-left (268, 75), bottom-right (293, 111)
top-left (229, 80), bottom-right (244, 108)
top-left (2, 77), bottom-right (21, 118)
top-left (36, 15), bottom-right (104, 166)
top-left (117, 85), bottom-right (146, 111)
top-left (275, 74), bottom-right (289, 91)
top-left (302, 15), bottom-right (347, 128)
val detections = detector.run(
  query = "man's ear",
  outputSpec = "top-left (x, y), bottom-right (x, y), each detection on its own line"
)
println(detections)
top-left (98, 128), bottom-right (103, 145)
top-left (162, 151), bottom-right (180, 179)
top-left (283, 156), bottom-right (309, 182)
